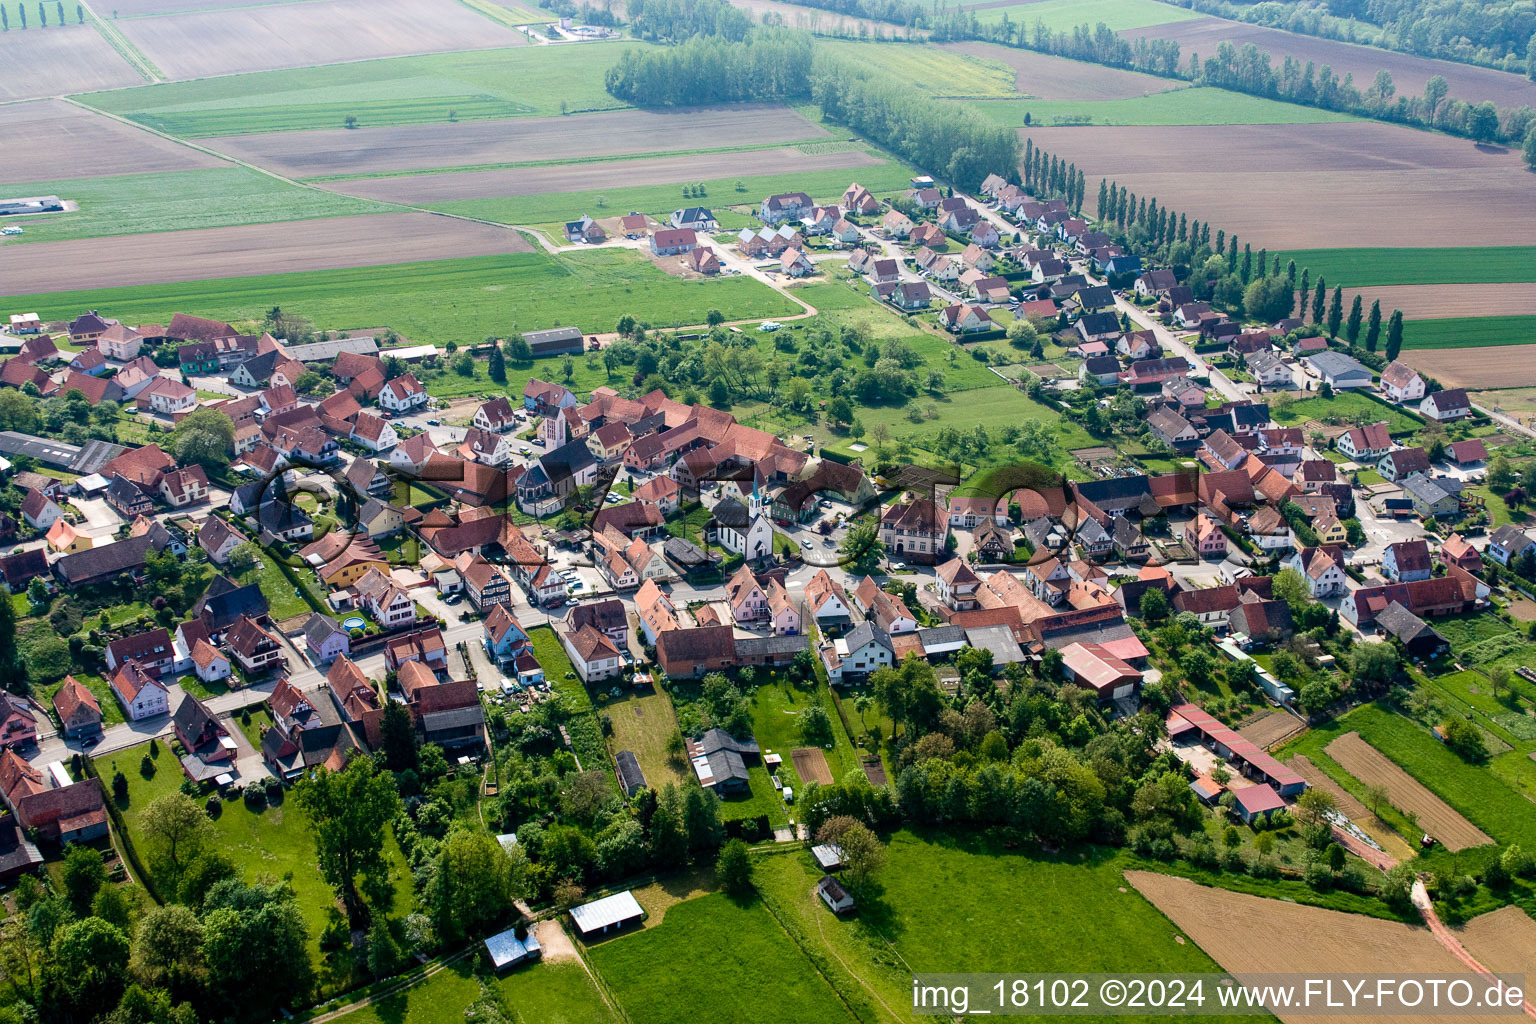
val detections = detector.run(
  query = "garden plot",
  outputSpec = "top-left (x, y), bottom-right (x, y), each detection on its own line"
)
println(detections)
top-left (1324, 731), bottom-right (1491, 851)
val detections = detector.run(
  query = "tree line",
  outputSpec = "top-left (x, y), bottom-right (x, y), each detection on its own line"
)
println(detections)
top-left (0, 2), bottom-right (79, 27)
top-left (604, 28), bottom-right (813, 106)
top-left (623, 0), bottom-right (752, 41)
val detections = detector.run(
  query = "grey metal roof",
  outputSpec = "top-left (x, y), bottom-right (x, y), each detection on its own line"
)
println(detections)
top-left (844, 620), bottom-right (893, 655)
top-left (1306, 350), bottom-right (1371, 381)
top-left (569, 890), bottom-right (643, 934)
top-left (0, 431), bottom-right (79, 467)
top-left (615, 750), bottom-right (646, 796)
top-left (963, 624), bottom-right (1025, 664)
top-left (283, 336), bottom-right (378, 362)
top-left (71, 439), bottom-right (128, 475)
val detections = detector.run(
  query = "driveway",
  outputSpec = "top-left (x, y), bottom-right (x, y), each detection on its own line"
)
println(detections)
top-left (73, 496), bottom-right (125, 539)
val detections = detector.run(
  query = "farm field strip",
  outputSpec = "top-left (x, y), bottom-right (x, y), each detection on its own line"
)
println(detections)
top-left (1279, 247), bottom-right (1536, 287)
top-left (0, 99), bottom-right (229, 184)
top-left (1127, 872), bottom-right (1514, 1024)
top-left (1338, 284), bottom-right (1536, 323)
top-left (1453, 906), bottom-right (1536, 980)
top-left (114, 0), bottom-right (528, 80)
top-left (0, 23), bottom-right (147, 101)
top-left (1324, 732), bottom-right (1491, 851)
top-left (0, 213), bottom-right (531, 294)
top-left (0, 249), bottom-right (801, 347)
top-left (1121, 15), bottom-right (1536, 111)
top-left (76, 44), bottom-right (639, 137)
top-left (936, 39), bottom-right (1178, 99)
top-left (105, 0), bottom-right (325, 14)
top-left (210, 104), bottom-right (832, 178)
top-left (819, 39), bottom-right (1019, 97)
top-left (724, 0), bottom-right (924, 39)
top-left (971, 86), bottom-right (1358, 126)
top-left (1400, 315), bottom-right (1536, 351)
top-left (1287, 754), bottom-right (1369, 819)
top-left (969, 0), bottom-right (1205, 31)
top-left (324, 146), bottom-right (885, 203)
top-left (0, 166), bottom-right (385, 245)
top-left (1402, 348), bottom-right (1536, 391)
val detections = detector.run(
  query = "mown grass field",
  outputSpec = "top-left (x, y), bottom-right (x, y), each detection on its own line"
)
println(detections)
top-left (587, 892), bottom-right (858, 1024)
top-left (746, 677), bottom-right (861, 790)
top-left (422, 159), bottom-right (915, 232)
top-left (104, 739), bottom-right (415, 965)
top-left (600, 688), bottom-right (692, 790)
top-left (76, 44), bottom-right (642, 136)
top-left (971, 0), bottom-right (1204, 30)
top-left (1271, 391), bottom-right (1420, 432)
top-left (0, 249), bottom-right (799, 345)
top-left (1279, 247), bottom-right (1536, 287)
top-left (0, 167), bottom-right (385, 244)
top-left (1278, 702), bottom-right (1533, 865)
top-left (818, 38), bottom-right (1018, 97)
top-left (970, 87), bottom-right (1358, 126)
top-left (324, 956), bottom-right (618, 1024)
top-left (1402, 315), bottom-right (1536, 350)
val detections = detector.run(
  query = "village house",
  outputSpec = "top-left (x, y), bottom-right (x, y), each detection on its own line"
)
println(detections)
top-left (1488, 524), bottom-right (1534, 567)
top-left (226, 615), bottom-right (285, 675)
top-left (1185, 514), bottom-right (1228, 559)
top-left (563, 625), bottom-right (623, 684)
top-left (1379, 446), bottom-right (1431, 482)
top-left (379, 373), bottom-right (428, 413)
top-left (110, 659), bottom-right (170, 721)
top-left (1421, 388), bottom-right (1472, 422)
top-left (1379, 361), bottom-right (1426, 403)
top-left (1289, 546), bottom-right (1348, 597)
top-left (52, 677), bottom-right (103, 740)
top-left (1336, 421), bottom-right (1394, 461)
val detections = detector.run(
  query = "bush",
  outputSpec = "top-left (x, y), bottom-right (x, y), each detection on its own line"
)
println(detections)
top-left (242, 785), bottom-right (268, 811)
top-left (205, 795), bottom-right (222, 818)
top-left (1303, 861), bottom-right (1334, 890)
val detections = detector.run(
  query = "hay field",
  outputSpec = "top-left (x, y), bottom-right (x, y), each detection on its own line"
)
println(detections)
top-left (1123, 16), bottom-right (1536, 111)
top-left (115, 0), bottom-right (526, 80)
top-left (0, 24), bottom-right (144, 101)
top-left (822, 40), bottom-right (1018, 97)
top-left (0, 213), bottom-right (530, 293)
top-left (1325, 732), bottom-right (1491, 851)
top-left (938, 40), bottom-right (1176, 99)
top-left (214, 104), bottom-right (830, 178)
top-left (1342, 284), bottom-right (1536, 321)
top-left (328, 146), bottom-right (884, 203)
top-left (1454, 906), bottom-right (1536, 980)
top-left (724, 0), bottom-right (922, 38)
top-left (0, 100), bottom-right (227, 183)
top-left (970, 0), bottom-right (1203, 31)
top-left (1128, 872), bottom-right (1514, 1024)
top-left (1019, 122), bottom-right (1536, 248)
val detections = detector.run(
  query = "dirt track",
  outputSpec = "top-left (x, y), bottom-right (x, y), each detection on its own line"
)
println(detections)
top-left (1324, 732), bottom-right (1491, 851)
top-left (1128, 871), bottom-right (1515, 1024)
top-left (329, 146), bottom-right (882, 203)
top-left (1343, 283), bottom-right (1536, 321)
top-left (1018, 122), bottom-right (1536, 248)
top-left (0, 100), bottom-right (229, 184)
top-left (0, 213), bottom-right (531, 294)
top-left (0, 25), bottom-right (144, 102)
top-left (938, 40), bottom-right (1178, 100)
top-left (116, 0), bottom-right (526, 80)
top-left (1454, 906), bottom-right (1536, 980)
top-left (215, 104), bottom-right (830, 179)
top-left (1122, 16), bottom-right (1536, 111)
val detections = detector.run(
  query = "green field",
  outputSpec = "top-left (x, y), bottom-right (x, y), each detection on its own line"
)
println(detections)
top-left (76, 45), bottom-right (643, 137)
top-left (1402, 316), bottom-right (1536, 350)
top-left (1279, 703), bottom-right (1534, 864)
top-left (745, 677), bottom-right (861, 791)
top-left (972, 0), bottom-right (1204, 31)
top-left (1271, 391), bottom-right (1420, 432)
top-left (421, 159), bottom-right (915, 232)
top-left (1278, 247), bottom-right (1536, 287)
top-left (0, 167), bottom-right (385, 245)
top-left (587, 892), bottom-right (858, 1024)
top-left (0, 249), bottom-right (800, 344)
top-left (326, 956), bottom-right (619, 1024)
top-left (819, 39), bottom-right (1018, 97)
top-left (971, 87), bottom-right (1358, 126)
top-left (103, 740), bottom-right (415, 967)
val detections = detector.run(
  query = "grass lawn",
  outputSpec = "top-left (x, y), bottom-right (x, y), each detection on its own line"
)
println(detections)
top-left (422, 158), bottom-right (913, 232)
top-left (1402, 316), bottom-right (1536, 350)
top-left (1278, 702), bottom-right (1534, 865)
top-left (1468, 485), bottom-right (1529, 529)
top-left (77, 45), bottom-right (643, 136)
top-left (598, 687), bottom-right (692, 790)
top-left (970, 87), bottom-right (1357, 126)
top-left (747, 677), bottom-right (861, 791)
top-left (0, 249), bottom-right (800, 347)
top-left (1278, 247), bottom-right (1536, 287)
top-left (321, 955), bottom-right (618, 1024)
top-left (971, 0), bottom-right (1205, 30)
top-left (1432, 612), bottom-right (1519, 657)
top-left (527, 626), bottom-right (589, 712)
top-left (235, 555), bottom-right (313, 621)
top-left (818, 39), bottom-right (1018, 97)
top-left (103, 740), bottom-right (415, 971)
top-left (36, 672), bottom-right (125, 727)
top-left (587, 891), bottom-right (858, 1024)
top-left (1271, 391), bottom-right (1420, 433)
top-left (0, 167), bottom-right (383, 244)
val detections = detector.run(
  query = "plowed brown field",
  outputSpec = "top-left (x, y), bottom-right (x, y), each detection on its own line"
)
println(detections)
top-left (1344, 284), bottom-right (1536, 321)
top-left (1287, 754), bottom-right (1368, 818)
top-left (1017, 122), bottom-right (1536, 248)
top-left (1403, 349), bottom-right (1536, 391)
top-left (0, 100), bottom-right (228, 183)
top-left (116, 0), bottom-right (526, 80)
top-left (216, 104), bottom-right (829, 179)
top-left (1454, 906), bottom-right (1536, 980)
top-left (1128, 871), bottom-right (1515, 1024)
top-left (791, 747), bottom-right (833, 785)
top-left (937, 40), bottom-right (1176, 99)
top-left (329, 146), bottom-right (881, 203)
top-left (0, 213), bottom-right (530, 293)
top-left (0, 25), bottom-right (144, 102)
top-left (1324, 732), bottom-right (1490, 851)
top-left (1123, 17), bottom-right (1536, 111)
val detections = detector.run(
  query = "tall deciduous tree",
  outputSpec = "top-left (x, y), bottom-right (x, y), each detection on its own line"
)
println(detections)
top-left (293, 757), bottom-right (402, 924)
top-left (139, 792), bottom-right (212, 886)
top-left (427, 827), bottom-right (528, 942)
top-left (1311, 277), bottom-right (1326, 323)
top-left (1326, 286), bottom-right (1344, 337)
